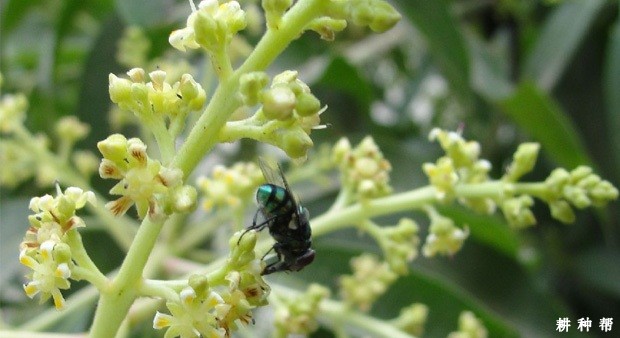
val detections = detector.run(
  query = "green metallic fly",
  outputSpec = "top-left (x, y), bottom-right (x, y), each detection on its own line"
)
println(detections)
top-left (240, 158), bottom-right (315, 275)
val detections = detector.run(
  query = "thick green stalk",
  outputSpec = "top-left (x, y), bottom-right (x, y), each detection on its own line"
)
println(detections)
top-left (173, 0), bottom-right (328, 177)
top-left (88, 216), bottom-right (166, 338)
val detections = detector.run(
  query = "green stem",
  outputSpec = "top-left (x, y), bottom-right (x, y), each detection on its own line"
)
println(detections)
top-left (65, 231), bottom-right (108, 289)
top-left (173, 0), bottom-right (329, 177)
top-left (145, 117), bottom-right (176, 164)
top-left (89, 215), bottom-right (166, 338)
top-left (272, 285), bottom-right (416, 338)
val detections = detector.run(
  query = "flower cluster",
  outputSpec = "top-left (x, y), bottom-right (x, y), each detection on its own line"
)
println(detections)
top-left (19, 186), bottom-right (96, 309)
top-left (97, 134), bottom-right (197, 219)
top-left (153, 275), bottom-right (228, 338)
top-left (154, 231), bottom-right (270, 338)
top-left (390, 303), bottom-right (429, 336)
top-left (368, 218), bottom-right (420, 275)
top-left (422, 206), bottom-right (469, 257)
top-left (169, 0), bottom-right (247, 53)
top-left (424, 128), bottom-right (492, 209)
top-left (221, 70), bottom-right (326, 160)
top-left (108, 68), bottom-right (206, 138)
top-left (447, 311), bottom-right (488, 338)
top-left (0, 89), bottom-right (27, 134)
top-left (0, 85), bottom-right (96, 187)
top-left (273, 284), bottom-right (330, 337)
top-left (332, 136), bottom-right (392, 201)
top-left (325, 0), bottom-right (401, 33)
top-left (196, 161), bottom-right (263, 212)
top-left (339, 254), bottom-right (397, 311)
top-left (543, 166), bottom-right (619, 223)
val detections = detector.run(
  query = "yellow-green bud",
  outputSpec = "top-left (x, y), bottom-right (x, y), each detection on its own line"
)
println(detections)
top-left (52, 242), bottom-right (72, 264)
top-left (281, 130), bottom-right (313, 159)
top-left (504, 143), bottom-right (540, 182)
top-left (55, 116), bottom-right (90, 144)
top-left (108, 74), bottom-right (132, 104)
top-left (97, 134), bottom-right (129, 164)
top-left (127, 68), bottom-right (146, 83)
top-left (262, 86), bottom-right (296, 120)
top-left (351, 0), bottom-right (401, 33)
top-left (332, 137), bottom-right (352, 164)
top-left (272, 70), bottom-right (298, 85)
top-left (239, 72), bottom-right (269, 106)
top-left (308, 17), bottom-right (347, 41)
top-left (188, 274), bottom-right (210, 297)
top-left (549, 200), bottom-right (576, 224)
top-left (295, 92), bottom-right (321, 117)
top-left (501, 195), bottom-right (536, 229)
top-left (391, 303), bottom-right (429, 336)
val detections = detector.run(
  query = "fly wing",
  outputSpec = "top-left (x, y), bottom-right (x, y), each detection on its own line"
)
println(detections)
top-left (257, 157), bottom-right (301, 207)
top-left (258, 157), bottom-right (285, 187)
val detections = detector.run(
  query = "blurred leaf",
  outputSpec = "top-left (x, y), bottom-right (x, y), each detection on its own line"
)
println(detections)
top-left (499, 81), bottom-right (591, 169)
top-left (522, 0), bottom-right (605, 91)
top-left (603, 18), bottom-right (620, 182)
top-left (315, 56), bottom-right (375, 133)
top-left (0, 0), bottom-right (43, 34)
top-left (392, 0), bottom-right (473, 108)
top-left (573, 248), bottom-right (620, 298)
top-left (469, 33), bottom-right (515, 100)
top-left (0, 198), bottom-right (30, 289)
top-left (115, 0), bottom-right (176, 27)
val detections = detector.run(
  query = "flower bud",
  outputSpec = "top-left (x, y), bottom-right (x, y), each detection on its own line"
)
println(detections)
top-left (262, 86), bottom-right (296, 120)
top-left (239, 72), bottom-right (269, 106)
top-left (295, 92), bottom-right (321, 117)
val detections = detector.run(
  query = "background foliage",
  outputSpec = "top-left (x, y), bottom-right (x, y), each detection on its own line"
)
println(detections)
top-left (1, 0), bottom-right (619, 337)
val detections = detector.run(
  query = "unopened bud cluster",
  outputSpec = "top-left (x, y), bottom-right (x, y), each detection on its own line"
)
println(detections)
top-left (274, 284), bottom-right (330, 337)
top-left (324, 0), bottom-right (401, 34)
top-left (425, 129), bottom-right (492, 210)
top-left (339, 254), bottom-right (397, 311)
top-left (447, 311), bottom-right (488, 338)
top-left (226, 70), bottom-right (325, 160)
top-left (1, 87), bottom-right (96, 187)
top-left (390, 303), bottom-right (429, 336)
top-left (374, 218), bottom-right (420, 275)
top-left (169, 0), bottom-right (247, 53)
top-left (154, 231), bottom-right (269, 338)
top-left (19, 186), bottom-right (96, 309)
top-left (97, 134), bottom-right (196, 218)
top-left (332, 136), bottom-right (392, 200)
top-left (422, 207), bottom-right (469, 257)
top-left (109, 68), bottom-right (205, 130)
top-left (197, 162), bottom-right (264, 212)
top-left (543, 166), bottom-right (618, 224)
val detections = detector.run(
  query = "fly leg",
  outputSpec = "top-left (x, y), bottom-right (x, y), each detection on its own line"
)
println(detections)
top-left (238, 210), bottom-right (275, 244)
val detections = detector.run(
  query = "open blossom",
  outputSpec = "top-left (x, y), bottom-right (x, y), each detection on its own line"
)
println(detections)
top-left (22, 187), bottom-right (95, 252)
top-left (97, 134), bottom-right (196, 218)
top-left (20, 241), bottom-right (73, 309)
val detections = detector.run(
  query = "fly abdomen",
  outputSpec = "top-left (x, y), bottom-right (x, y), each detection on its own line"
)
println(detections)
top-left (256, 183), bottom-right (293, 215)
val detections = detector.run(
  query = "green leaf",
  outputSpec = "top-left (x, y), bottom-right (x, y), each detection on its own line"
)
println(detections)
top-left (522, 0), bottom-right (605, 90)
top-left (603, 18), bottom-right (620, 182)
top-left (392, 0), bottom-right (473, 108)
top-left (573, 248), bottom-right (620, 298)
top-left (499, 82), bottom-right (591, 169)
top-left (115, 0), bottom-right (176, 27)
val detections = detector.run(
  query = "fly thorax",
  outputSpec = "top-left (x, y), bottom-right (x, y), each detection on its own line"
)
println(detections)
top-left (256, 184), bottom-right (291, 214)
